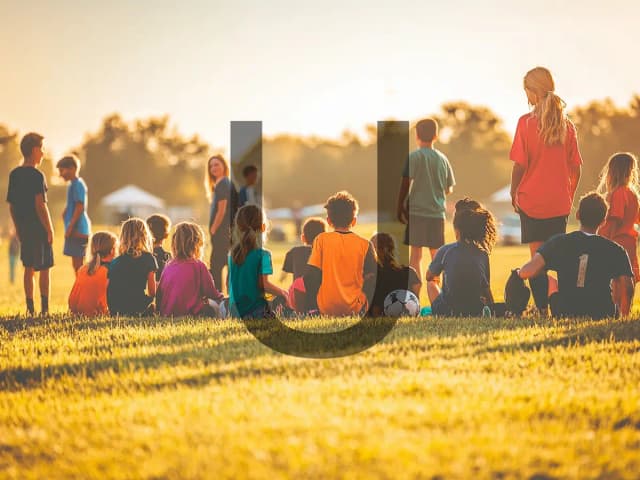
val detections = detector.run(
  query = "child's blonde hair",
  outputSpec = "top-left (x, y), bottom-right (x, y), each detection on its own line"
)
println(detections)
top-left (172, 222), bottom-right (205, 261)
top-left (87, 231), bottom-right (118, 276)
top-left (119, 218), bottom-right (153, 258)
top-left (524, 67), bottom-right (569, 146)
top-left (231, 205), bottom-right (264, 265)
top-left (598, 152), bottom-right (639, 198)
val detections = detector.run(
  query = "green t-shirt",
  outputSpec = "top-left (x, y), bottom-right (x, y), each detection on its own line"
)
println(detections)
top-left (228, 248), bottom-right (273, 318)
top-left (402, 147), bottom-right (455, 218)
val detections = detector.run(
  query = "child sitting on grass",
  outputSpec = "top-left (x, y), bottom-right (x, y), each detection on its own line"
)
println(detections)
top-left (157, 222), bottom-right (224, 317)
top-left (280, 217), bottom-right (327, 312)
top-left (228, 205), bottom-right (288, 319)
top-left (69, 231), bottom-right (117, 316)
top-left (304, 191), bottom-right (377, 316)
top-left (146, 214), bottom-right (172, 281)
top-left (368, 232), bottom-right (421, 317)
top-left (107, 218), bottom-right (158, 316)
top-left (426, 199), bottom-right (497, 316)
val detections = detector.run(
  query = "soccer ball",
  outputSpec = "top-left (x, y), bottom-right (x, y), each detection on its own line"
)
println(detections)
top-left (383, 289), bottom-right (421, 317)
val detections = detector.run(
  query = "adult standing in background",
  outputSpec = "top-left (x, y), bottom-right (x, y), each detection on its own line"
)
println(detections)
top-left (510, 67), bottom-right (582, 314)
top-left (206, 154), bottom-right (238, 291)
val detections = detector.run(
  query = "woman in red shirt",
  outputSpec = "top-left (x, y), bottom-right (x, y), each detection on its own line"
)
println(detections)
top-left (510, 67), bottom-right (583, 314)
top-left (598, 152), bottom-right (640, 281)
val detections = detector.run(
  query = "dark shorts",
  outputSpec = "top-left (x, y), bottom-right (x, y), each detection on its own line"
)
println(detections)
top-left (549, 292), bottom-right (618, 320)
top-left (404, 215), bottom-right (445, 249)
top-left (520, 211), bottom-right (568, 244)
top-left (64, 235), bottom-right (88, 258)
top-left (430, 294), bottom-right (453, 317)
top-left (20, 230), bottom-right (54, 271)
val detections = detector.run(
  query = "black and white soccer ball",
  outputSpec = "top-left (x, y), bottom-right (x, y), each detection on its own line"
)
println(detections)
top-left (383, 289), bottom-right (420, 317)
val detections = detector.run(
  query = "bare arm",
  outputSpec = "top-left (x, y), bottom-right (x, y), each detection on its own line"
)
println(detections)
top-left (510, 163), bottom-right (526, 213)
top-left (569, 164), bottom-right (582, 203)
top-left (210, 199), bottom-right (228, 235)
top-left (147, 271), bottom-right (157, 298)
top-left (35, 193), bottom-right (54, 244)
top-left (518, 253), bottom-right (547, 280)
top-left (260, 274), bottom-right (288, 299)
top-left (65, 201), bottom-right (84, 238)
top-left (425, 268), bottom-right (439, 282)
top-left (8, 205), bottom-right (19, 242)
top-left (612, 275), bottom-right (634, 317)
top-left (397, 177), bottom-right (411, 224)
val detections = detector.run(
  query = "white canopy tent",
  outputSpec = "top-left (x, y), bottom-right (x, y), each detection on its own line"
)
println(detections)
top-left (101, 185), bottom-right (165, 223)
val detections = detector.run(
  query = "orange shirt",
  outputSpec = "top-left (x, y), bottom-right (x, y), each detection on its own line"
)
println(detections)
top-left (307, 231), bottom-right (376, 316)
top-left (69, 264), bottom-right (109, 316)
top-left (510, 113), bottom-right (582, 219)
top-left (599, 186), bottom-right (639, 240)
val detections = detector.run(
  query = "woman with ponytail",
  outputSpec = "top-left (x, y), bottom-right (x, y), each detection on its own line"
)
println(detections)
top-left (510, 67), bottom-right (583, 314)
top-left (69, 231), bottom-right (117, 316)
top-left (228, 205), bottom-right (288, 318)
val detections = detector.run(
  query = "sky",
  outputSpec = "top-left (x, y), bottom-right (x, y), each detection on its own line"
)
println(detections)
top-left (2, 0), bottom-right (639, 157)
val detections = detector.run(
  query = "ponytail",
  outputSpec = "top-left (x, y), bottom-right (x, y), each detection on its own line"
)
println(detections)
top-left (88, 252), bottom-right (101, 276)
top-left (230, 205), bottom-right (264, 266)
top-left (537, 91), bottom-right (568, 146)
top-left (87, 231), bottom-right (118, 276)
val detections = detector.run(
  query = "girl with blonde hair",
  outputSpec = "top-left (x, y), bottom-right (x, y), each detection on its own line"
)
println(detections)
top-left (107, 218), bottom-right (158, 316)
top-left (69, 231), bottom-right (117, 316)
top-left (509, 66), bottom-right (583, 314)
top-left (157, 222), bottom-right (224, 317)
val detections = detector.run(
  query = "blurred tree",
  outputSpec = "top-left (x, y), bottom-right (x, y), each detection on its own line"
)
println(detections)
top-left (0, 125), bottom-right (20, 229)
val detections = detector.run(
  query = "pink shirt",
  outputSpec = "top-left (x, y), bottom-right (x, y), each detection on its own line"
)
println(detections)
top-left (510, 113), bottom-right (582, 219)
top-left (157, 259), bottom-right (223, 317)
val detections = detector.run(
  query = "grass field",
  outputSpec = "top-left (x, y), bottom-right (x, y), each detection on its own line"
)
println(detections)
top-left (1, 224), bottom-right (639, 479)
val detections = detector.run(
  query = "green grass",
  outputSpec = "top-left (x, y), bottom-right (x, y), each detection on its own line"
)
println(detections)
top-left (0, 225), bottom-right (639, 478)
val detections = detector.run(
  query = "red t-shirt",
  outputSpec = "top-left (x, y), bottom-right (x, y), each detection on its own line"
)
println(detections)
top-left (510, 113), bottom-right (582, 219)
top-left (599, 186), bottom-right (639, 240)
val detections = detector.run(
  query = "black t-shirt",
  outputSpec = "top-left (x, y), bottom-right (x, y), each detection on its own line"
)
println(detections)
top-left (153, 246), bottom-right (172, 281)
top-left (429, 241), bottom-right (490, 315)
top-left (209, 177), bottom-right (239, 232)
top-left (107, 252), bottom-right (158, 315)
top-left (282, 245), bottom-right (312, 279)
top-left (538, 231), bottom-right (633, 317)
top-left (6, 166), bottom-right (48, 232)
top-left (370, 264), bottom-right (420, 313)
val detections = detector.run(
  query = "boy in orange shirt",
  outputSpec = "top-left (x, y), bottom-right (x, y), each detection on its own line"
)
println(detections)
top-left (304, 191), bottom-right (377, 316)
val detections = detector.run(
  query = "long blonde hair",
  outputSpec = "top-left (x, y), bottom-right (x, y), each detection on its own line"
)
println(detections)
top-left (231, 205), bottom-right (264, 265)
top-left (87, 231), bottom-right (118, 276)
top-left (524, 67), bottom-right (568, 146)
top-left (119, 218), bottom-right (153, 258)
top-left (172, 222), bottom-right (205, 261)
top-left (205, 154), bottom-right (230, 201)
top-left (598, 152), bottom-right (639, 198)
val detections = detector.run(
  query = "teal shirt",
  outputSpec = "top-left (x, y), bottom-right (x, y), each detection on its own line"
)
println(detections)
top-left (228, 248), bottom-right (273, 318)
top-left (402, 147), bottom-right (455, 218)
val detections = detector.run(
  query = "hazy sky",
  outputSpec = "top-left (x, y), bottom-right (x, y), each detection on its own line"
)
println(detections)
top-left (2, 0), bottom-right (639, 157)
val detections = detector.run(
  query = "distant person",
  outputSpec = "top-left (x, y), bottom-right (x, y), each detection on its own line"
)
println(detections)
top-left (517, 193), bottom-right (634, 319)
top-left (107, 218), bottom-right (158, 316)
top-left (292, 201), bottom-right (303, 237)
top-left (510, 66), bottom-right (582, 314)
top-left (228, 205), bottom-right (288, 318)
top-left (397, 118), bottom-right (455, 290)
top-left (206, 154), bottom-right (238, 291)
top-left (239, 164), bottom-right (260, 207)
top-left (368, 233), bottom-right (421, 317)
top-left (426, 199), bottom-right (497, 316)
top-left (597, 152), bottom-right (640, 281)
top-left (146, 214), bottom-right (172, 281)
top-left (57, 154), bottom-right (91, 274)
top-left (8, 227), bottom-right (19, 285)
top-left (68, 232), bottom-right (117, 316)
top-left (304, 191), bottom-right (377, 316)
top-left (280, 217), bottom-right (327, 312)
top-left (6, 132), bottom-right (55, 316)
top-left (157, 222), bottom-right (224, 317)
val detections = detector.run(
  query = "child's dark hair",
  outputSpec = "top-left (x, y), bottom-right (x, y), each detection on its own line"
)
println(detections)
top-left (455, 197), bottom-right (482, 212)
top-left (578, 192), bottom-right (608, 230)
top-left (56, 154), bottom-right (80, 170)
top-left (20, 132), bottom-right (43, 158)
top-left (146, 214), bottom-right (171, 243)
top-left (324, 191), bottom-right (359, 229)
top-left (415, 118), bottom-right (438, 143)
top-left (231, 205), bottom-right (264, 265)
top-left (370, 233), bottom-right (401, 270)
top-left (302, 217), bottom-right (327, 245)
top-left (243, 165), bottom-right (258, 178)
top-left (453, 206), bottom-right (497, 254)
